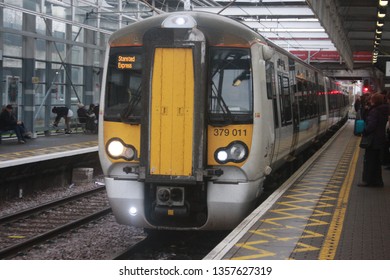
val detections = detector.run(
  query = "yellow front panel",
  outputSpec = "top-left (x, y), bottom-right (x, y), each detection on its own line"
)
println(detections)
top-left (207, 125), bottom-right (253, 166)
top-left (103, 121), bottom-right (140, 162)
top-left (150, 48), bottom-right (194, 176)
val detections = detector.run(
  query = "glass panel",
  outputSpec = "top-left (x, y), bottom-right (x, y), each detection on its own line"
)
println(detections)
top-left (72, 26), bottom-right (84, 42)
top-left (3, 0), bottom-right (23, 8)
top-left (93, 66), bottom-right (102, 104)
top-left (70, 85), bottom-right (83, 105)
top-left (71, 66), bottom-right (83, 84)
top-left (52, 20), bottom-right (66, 39)
top-left (104, 47), bottom-right (143, 123)
top-left (74, 5), bottom-right (95, 26)
top-left (36, 16), bottom-right (47, 35)
top-left (3, 8), bottom-right (23, 30)
top-left (34, 61), bottom-right (47, 130)
top-left (208, 48), bottom-right (253, 125)
top-left (50, 64), bottom-right (65, 105)
top-left (52, 42), bottom-right (66, 62)
top-left (2, 58), bottom-right (23, 118)
top-left (82, 0), bottom-right (98, 4)
top-left (279, 76), bottom-right (292, 126)
top-left (43, 0), bottom-right (72, 20)
top-left (72, 46), bottom-right (84, 65)
top-left (36, 39), bottom-right (47, 60)
top-left (3, 33), bottom-right (22, 57)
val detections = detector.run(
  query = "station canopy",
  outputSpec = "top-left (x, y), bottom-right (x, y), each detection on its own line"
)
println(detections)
top-left (103, 0), bottom-right (388, 72)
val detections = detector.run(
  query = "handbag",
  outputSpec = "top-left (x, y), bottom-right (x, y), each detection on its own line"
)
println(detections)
top-left (359, 134), bottom-right (374, 149)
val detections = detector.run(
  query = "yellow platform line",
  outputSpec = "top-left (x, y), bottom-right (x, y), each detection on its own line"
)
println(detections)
top-left (319, 140), bottom-right (360, 260)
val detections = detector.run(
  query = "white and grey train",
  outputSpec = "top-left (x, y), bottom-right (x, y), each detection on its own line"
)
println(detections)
top-left (98, 12), bottom-right (349, 230)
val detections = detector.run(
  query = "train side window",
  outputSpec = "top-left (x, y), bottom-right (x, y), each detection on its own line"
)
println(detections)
top-left (297, 79), bottom-right (308, 121)
top-left (266, 61), bottom-right (275, 100)
top-left (278, 75), bottom-right (292, 126)
top-left (318, 85), bottom-right (326, 115)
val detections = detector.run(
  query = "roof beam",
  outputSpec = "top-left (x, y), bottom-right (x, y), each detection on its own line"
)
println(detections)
top-left (306, 0), bottom-right (353, 70)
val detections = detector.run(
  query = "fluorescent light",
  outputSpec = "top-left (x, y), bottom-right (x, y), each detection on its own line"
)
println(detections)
top-left (378, 11), bottom-right (386, 18)
top-left (379, 0), bottom-right (388, 7)
top-left (377, 21), bottom-right (384, 27)
top-left (376, 29), bottom-right (383, 34)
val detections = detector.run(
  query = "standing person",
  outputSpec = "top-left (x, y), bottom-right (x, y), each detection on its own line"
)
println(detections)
top-left (0, 104), bottom-right (27, 144)
top-left (354, 95), bottom-right (361, 119)
top-left (52, 106), bottom-right (73, 134)
top-left (358, 93), bottom-right (389, 187)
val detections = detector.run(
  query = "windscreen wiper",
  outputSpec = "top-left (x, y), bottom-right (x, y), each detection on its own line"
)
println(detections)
top-left (120, 85), bottom-right (142, 124)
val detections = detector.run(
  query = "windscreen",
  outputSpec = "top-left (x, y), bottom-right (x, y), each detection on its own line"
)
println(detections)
top-left (104, 47), bottom-right (143, 123)
top-left (208, 48), bottom-right (253, 125)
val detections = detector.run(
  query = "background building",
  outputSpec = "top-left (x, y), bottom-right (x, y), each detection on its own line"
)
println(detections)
top-left (0, 0), bottom-right (151, 134)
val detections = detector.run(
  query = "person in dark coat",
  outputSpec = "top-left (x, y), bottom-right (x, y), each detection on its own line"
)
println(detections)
top-left (89, 103), bottom-right (99, 132)
top-left (354, 95), bottom-right (361, 119)
top-left (76, 103), bottom-right (93, 124)
top-left (52, 106), bottom-right (73, 134)
top-left (358, 93), bottom-right (389, 187)
top-left (0, 104), bottom-right (27, 144)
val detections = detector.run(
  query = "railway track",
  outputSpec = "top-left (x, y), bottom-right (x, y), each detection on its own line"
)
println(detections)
top-left (113, 230), bottom-right (228, 260)
top-left (0, 186), bottom-right (111, 259)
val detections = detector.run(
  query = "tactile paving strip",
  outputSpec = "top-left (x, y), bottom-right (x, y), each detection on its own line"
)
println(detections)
top-left (0, 141), bottom-right (98, 161)
top-left (223, 130), bottom-right (359, 260)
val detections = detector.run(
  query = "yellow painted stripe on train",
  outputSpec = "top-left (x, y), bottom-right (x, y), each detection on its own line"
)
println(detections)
top-left (150, 48), bottom-right (194, 176)
top-left (103, 121), bottom-right (140, 162)
top-left (319, 141), bottom-right (360, 260)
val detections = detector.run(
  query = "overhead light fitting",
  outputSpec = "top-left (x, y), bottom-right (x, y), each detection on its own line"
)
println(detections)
top-left (376, 28), bottom-right (383, 34)
top-left (378, 9), bottom-right (387, 18)
top-left (379, 0), bottom-right (388, 7)
top-left (377, 20), bottom-right (384, 27)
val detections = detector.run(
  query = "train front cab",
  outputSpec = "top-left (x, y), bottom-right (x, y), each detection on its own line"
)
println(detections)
top-left (100, 13), bottom-right (271, 230)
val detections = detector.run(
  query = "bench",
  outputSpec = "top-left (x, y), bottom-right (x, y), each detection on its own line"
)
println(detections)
top-left (0, 130), bottom-right (14, 144)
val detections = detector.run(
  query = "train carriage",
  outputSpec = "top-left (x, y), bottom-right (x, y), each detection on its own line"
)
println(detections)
top-left (99, 11), bottom-right (348, 230)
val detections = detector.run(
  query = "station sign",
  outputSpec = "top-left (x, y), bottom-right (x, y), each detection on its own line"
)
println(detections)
top-left (290, 50), bottom-right (372, 63)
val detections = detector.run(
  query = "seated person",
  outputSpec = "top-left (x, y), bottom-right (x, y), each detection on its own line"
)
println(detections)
top-left (88, 103), bottom-right (99, 133)
top-left (77, 103), bottom-right (93, 124)
top-left (0, 104), bottom-right (27, 144)
top-left (77, 103), bottom-right (96, 133)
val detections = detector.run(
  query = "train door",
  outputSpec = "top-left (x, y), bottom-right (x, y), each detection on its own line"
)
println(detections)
top-left (150, 48), bottom-right (194, 176)
top-left (265, 60), bottom-right (280, 162)
top-left (141, 28), bottom-right (207, 183)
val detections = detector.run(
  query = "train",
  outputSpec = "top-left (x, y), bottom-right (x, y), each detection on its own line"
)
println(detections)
top-left (98, 11), bottom-right (349, 230)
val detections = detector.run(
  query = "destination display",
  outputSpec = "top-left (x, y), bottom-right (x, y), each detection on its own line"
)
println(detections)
top-left (117, 54), bottom-right (141, 70)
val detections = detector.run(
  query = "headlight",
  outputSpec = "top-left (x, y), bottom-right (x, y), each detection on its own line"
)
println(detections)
top-left (214, 141), bottom-right (249, 164)
top-left (107, 140), bottom-right (124, 157)
top-left (230, 143), bottom-right (247, 161)
top-left (106, 138), bottom-right (136, 161)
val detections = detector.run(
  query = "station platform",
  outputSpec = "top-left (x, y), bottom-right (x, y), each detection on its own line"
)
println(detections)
top-left (0, 131), bottom-right (98, 168)
top-left (205, 120), bottom-right (390, 260)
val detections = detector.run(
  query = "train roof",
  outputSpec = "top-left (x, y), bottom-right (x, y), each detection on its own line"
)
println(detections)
top-left (109, 11), bottom-right (268, 48)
